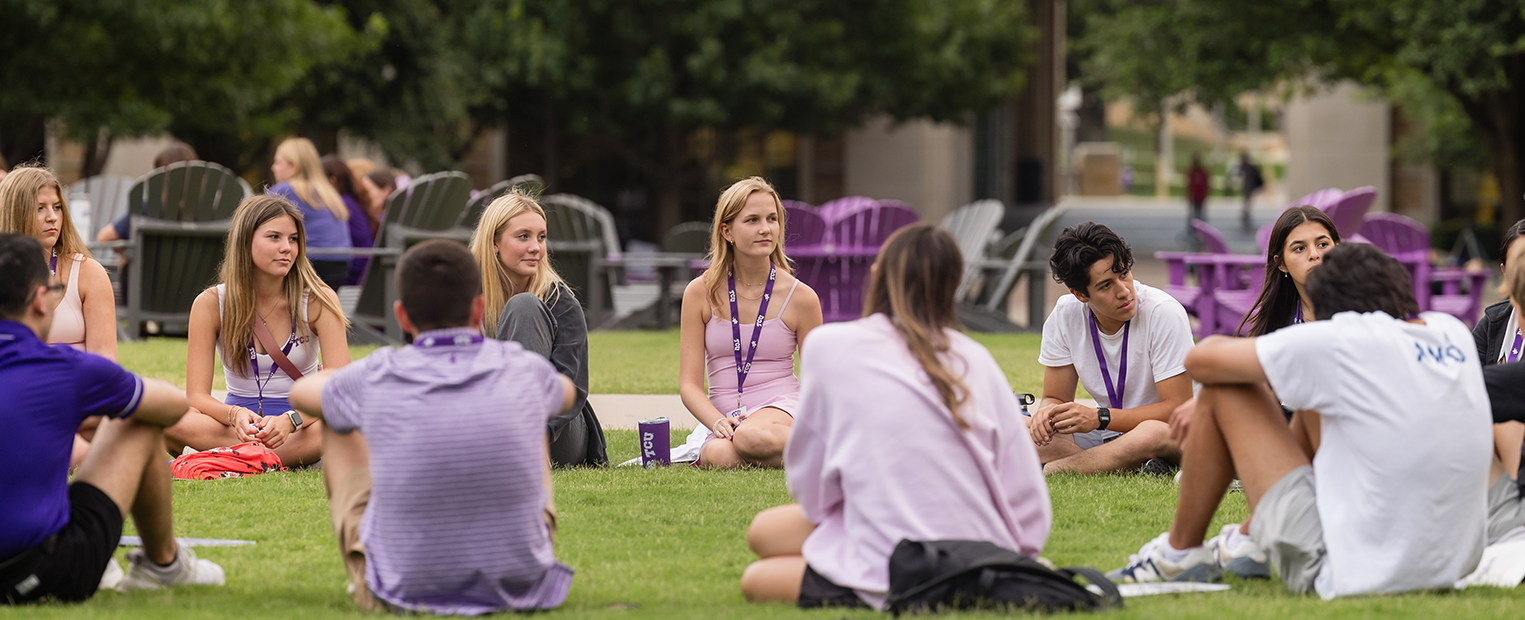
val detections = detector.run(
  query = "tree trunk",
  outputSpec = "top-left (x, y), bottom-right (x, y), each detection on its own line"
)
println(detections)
top-left (81, 129), bottom-right (113, 178)
top-left (543, 96), bottom-right (559, 193)
top-left (1076, 89), bottom-right (1108, 143)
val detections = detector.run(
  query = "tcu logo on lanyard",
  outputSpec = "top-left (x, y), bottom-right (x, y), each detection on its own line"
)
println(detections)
top-left (729, 264), bottom-right (777, 405)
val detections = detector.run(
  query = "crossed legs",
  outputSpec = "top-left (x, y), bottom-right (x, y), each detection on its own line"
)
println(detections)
top-left (740, 505), bottom-right (815, 604)
top-left (1031, 419), bottom-right (1180, 475)
top-left (698, 407), bottom-right (792, 469)
top-left (165, 409), bottom-right (325, 466)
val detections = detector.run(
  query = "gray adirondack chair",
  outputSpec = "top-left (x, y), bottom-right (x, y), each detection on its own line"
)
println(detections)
top-left (940, 200), bottom-right (1005, 302)
top-left (346, 171), bottom-right (475, 344)
top-left (662, 221), bottom-right (711, 255)
top-left (458, 173), bottom-right (546, 231)
top-left (540, 193), bottom-right (622, 328)
top-left (123, 162), bottom-right (252, 338)
top-left (69, 175), bottom-right (136, 253)
top-left (980, 203), bottom-right (1069, 323)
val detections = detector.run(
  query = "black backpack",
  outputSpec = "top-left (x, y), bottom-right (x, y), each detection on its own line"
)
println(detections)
top-left (885, 539), bottom-right (1123, 615)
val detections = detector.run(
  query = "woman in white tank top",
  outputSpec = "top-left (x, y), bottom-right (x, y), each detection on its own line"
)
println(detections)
top-left (166, 194), bottom-right (351, 467)
top-left (0, 166), bottom-right (119, 471)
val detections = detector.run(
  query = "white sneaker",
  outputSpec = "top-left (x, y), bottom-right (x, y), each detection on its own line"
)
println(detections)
top-left (98, 557), bottom-right (124, 590)
top-left (1207, 523), bottom-right (1271, 580)
top-left (1106, 532), bottom-right (1218, 583)
top-left (181, 446), bottom-right (199, 456)
top-left (117, 544), bottom-right (226, 591)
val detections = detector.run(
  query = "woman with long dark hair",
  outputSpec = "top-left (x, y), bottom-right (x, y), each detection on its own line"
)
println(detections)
top-left (1237, 205), bottom-right (1341, 336)
top-left (320, 155), bottom-right (375, 285)
top-left (740, 224), bottom-right (1050, 609)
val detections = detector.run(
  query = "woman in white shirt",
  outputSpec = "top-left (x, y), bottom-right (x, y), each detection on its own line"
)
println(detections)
top-left (740, 224), bottom-right (1051, 609)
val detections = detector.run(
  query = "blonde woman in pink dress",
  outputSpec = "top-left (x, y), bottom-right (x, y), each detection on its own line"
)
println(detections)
top-left (679, 177), bottom-right (823, 469)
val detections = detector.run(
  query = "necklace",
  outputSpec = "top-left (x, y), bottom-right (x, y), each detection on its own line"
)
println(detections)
top-left (736, 290), bottom-right (764, 301)
top-left (255, 298), bottom-right (283, 325)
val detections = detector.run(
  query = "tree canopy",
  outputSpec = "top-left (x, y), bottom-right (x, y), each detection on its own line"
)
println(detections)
top-left (1079, 0), bottom-right (1525, 224)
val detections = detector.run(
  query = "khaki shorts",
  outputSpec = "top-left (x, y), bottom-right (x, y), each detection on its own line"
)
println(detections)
top-left (1249, 465), bottom-right (1324, 594)
top-left (328, 461), bottom-right (558, 612)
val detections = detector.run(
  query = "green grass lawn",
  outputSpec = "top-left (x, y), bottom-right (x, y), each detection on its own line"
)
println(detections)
top-left (20, 332), bottom-right (1522, 618)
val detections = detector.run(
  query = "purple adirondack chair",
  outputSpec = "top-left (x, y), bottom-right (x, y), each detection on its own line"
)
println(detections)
top-left (1429, 268), bottom-right (1491, 326)
top-left (782, 199), bottom-right (816, 214)
top-left (817, 204), bottom-right (920, 321)
top-left (817, 195), bottom-right (878, 223)
top-left (785, 205), bottom-right (831, 306)
top-left (1359, 212), bottom-right (1432, 311)
top-left (1322, 186), bottom-right (1377, 241)
top-left (1293, 188), bottom-right (1344, 210)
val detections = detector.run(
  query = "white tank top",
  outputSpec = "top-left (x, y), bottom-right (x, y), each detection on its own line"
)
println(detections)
top-left (217, 284), bottom-right (322, 398)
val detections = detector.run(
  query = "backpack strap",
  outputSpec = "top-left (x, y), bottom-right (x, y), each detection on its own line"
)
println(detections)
top-left (252, 318), bottom-right (303, 381)
top-left (1063, 566), bottom-right (1123, 606)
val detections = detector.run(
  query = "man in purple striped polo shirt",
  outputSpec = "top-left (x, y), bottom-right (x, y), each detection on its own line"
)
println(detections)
top-left (292, 240), bottom-right (576, 614)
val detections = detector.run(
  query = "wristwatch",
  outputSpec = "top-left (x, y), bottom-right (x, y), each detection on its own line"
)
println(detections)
top-left (285, 410), bottom-right (304, 432)
top-left (1096, 407), bottom-right (1111, 431)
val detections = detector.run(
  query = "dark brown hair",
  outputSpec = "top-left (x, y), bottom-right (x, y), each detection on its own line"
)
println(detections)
top-left (0, 233), bottom-right (48, 319)
top-left (1238, 206), bottom-right (1341, 336)
top-left (1306, 243), bottom-right (1419, 321)
top-left (398, 239), bottom-right (480, 331)
top-left (152, 143), bottom-right (198, 169)
top-left (322, 155), bottom-right (373, 228)
top-left (1049, 222), bottom-right (1134, 293)
top-left (863, 224), bottom-right (971, 429)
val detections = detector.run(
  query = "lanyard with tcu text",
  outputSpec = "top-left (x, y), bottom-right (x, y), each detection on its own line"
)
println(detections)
top-left (1087, 309), bottom-right (1130, 409)
top-left (248, 331), bottom-right (296, 415)
top-left (729, 263), bottom-right (777, 408)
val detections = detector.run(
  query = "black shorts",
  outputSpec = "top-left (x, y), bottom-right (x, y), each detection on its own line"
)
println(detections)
top-left (798, 565), bottom-right (867, 609)
top-left (1, 482), bottom-right (122, 604)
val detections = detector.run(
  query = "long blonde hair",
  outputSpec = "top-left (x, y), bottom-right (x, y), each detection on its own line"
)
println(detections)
top-left (274, 138), bottom-right (348, 222)
top-left (701, 177), bottom-right (792, 308)
top-left (863, 224), bottom-right (971, 429)
top-left (0, 166), bottom-right (91, 260)
top-left (217, 195), bottom-right (348, 376)
top-left (468, 189), bottom-right (568, 338)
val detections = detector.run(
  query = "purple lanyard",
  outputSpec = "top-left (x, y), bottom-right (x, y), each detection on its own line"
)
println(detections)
top-left (1506, 330), bottom-right (1523, 364)
top-left (729, 263), bottom-right (777, 406)
top-left (49, 251), bottom-right (57, 276)
top-left (1087, 310), bottom-right (1129, 409)
top-left (247, 331), bottom-right (297, 415)
top-left (1293, 303), bottom-right (1303, 325)
top-left (417, 333), bottom-right (484, 347)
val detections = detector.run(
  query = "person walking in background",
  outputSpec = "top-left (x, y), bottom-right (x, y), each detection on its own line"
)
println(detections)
top-left (740, 225), bottom-right (1049, 609)
top-left (320, 155), bottom-right (375, 285)
top-left (361, 169), bottom-right (397, 231)
top-left (268, 138), bottom-right (351, 291)
top-left (1186, 155), bottom-right (1209, 229)
top-left (1237, 151), bottom-right (1263, 231)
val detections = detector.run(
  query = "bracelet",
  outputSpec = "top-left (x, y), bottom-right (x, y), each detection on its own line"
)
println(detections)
top-left (227, 405), bottom-right (236, 426)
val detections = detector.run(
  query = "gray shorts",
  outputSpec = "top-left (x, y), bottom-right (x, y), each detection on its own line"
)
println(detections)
top-left (1074, 429), bottom-right (1122, 450)
top-left (1249, 465), bottom-right (1324, 594)
top-left (1487, 475), bottom-right (1525, 546)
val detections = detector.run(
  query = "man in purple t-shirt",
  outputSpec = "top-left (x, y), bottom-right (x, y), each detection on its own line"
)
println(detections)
top-left (291, 240), bottom-right (576, 614)
top-left (0, 233), bottom-right (224, 604)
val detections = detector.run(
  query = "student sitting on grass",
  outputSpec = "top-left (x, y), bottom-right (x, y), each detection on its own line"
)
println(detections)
top-left (1112, 244), bottom-right (1495, 598)
top-left (740, 225), bottom-right (1050, 609)
top-left (1167, 205), bottom-right (1343, 581)
top-left (1484, 239), bottom-right (1525, 482)
top-left (290, 239), bottom-right (578, 614)
top-left (166, 195), bottom-right (349, 467)
top-left (469, 190), bottom-right (607, 467)
top-left (1476, 219), bottom-right (1525, 476)
top-left (679, 177), bottom-right (822, 469)
top-left (1029, 222), bottom-right (1193, 475)
top-left (0, 233), bottom-right (224, 604)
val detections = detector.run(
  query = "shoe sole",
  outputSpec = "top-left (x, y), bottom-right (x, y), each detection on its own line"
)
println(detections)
top-left (1222, 557), bottom-right (1272, 580)
top-left (1170, 562), bottom-right (1223, 583)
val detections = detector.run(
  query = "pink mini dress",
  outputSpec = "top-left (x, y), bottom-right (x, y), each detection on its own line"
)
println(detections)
top-left (703, 278), bottom-right (802, 423)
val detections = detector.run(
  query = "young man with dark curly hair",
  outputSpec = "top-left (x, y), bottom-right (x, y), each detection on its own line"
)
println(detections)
top-left (1030, 222), bottom-right (1194, 475)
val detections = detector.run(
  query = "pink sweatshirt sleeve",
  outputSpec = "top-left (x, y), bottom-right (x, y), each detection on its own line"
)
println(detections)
top-left (785, 331), bottom-right (841, 525)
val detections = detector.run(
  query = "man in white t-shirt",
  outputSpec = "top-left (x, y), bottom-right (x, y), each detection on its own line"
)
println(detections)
top-left (1031, 222), bottom-right (1194, 475)
top-left (1112, 244), bottom-right (1498, 598)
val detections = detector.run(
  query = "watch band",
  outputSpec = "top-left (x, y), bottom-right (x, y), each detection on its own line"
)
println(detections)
top-left (1097, 407), bottom-right (1111, 431)
top-left (285, 410), bottom-right (303, 432)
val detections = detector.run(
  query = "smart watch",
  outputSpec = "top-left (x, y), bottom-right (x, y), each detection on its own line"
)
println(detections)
top-left (285, 409), bottom-right (304, 432)
top-left (1096, 407), bottom-right (1111, 431)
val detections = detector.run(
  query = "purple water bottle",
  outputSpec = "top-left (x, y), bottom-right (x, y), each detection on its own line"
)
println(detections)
top-left (639, 417), bottom-right (670, 468)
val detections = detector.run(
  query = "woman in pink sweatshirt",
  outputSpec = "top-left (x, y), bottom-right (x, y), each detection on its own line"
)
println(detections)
top-left (740, 224), bottom-right (1052, 610)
